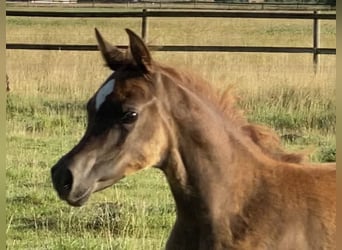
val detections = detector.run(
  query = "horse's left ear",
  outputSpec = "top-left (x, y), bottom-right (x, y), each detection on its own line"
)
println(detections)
top-left (125, 29), bottom-right (153, 72)
top-left (95, 28), bottom-right (129, 71)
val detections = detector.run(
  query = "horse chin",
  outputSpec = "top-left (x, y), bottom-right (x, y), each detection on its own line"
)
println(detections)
top-left (65, 188), bottom-right (92, 207)
top-left (66, 197), bottom-right (89, 207)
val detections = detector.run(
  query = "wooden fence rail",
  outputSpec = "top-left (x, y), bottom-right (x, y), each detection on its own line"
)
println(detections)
top-left (6, 9), bottom-right (336, 70)
top-left (5, 44), bottom-right (336, 54)
top-left (10, 1), bottom-right (336, 11)
top-left (6, 9), bottom-right (336, 19)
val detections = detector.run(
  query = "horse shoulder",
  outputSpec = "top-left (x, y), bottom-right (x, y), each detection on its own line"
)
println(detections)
top-left (273, 162), bottom-right (336, 248)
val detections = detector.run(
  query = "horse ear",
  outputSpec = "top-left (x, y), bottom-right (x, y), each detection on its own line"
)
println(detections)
top-left (95, 28), bottom-right (128, 71)
top-left (125, 28), bottom-right (153, 72)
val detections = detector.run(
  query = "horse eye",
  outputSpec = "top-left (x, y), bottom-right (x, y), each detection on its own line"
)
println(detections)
top-left (121, 111), bottom-right (138, 124)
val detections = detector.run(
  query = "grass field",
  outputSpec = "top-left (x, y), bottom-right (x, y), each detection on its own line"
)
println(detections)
top-left (6, 9), bottom-right (336, 249)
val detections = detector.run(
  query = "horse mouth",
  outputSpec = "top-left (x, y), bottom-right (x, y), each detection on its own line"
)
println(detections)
top-left (65, 188), bottom-right (92, 207)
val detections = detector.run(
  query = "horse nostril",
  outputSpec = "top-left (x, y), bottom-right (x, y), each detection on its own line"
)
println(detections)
top-left (61, 169), bottom-right (73, 194)
top-left (63, 183), bottom-right (71, 191)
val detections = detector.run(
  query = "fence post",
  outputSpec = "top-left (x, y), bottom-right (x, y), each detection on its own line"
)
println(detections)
top-left (313, 10), bottom-right (320, 73)
top-left (6, 74), bottom-right (10, 92)
top-left (141, 9), bottom-right (148, 42)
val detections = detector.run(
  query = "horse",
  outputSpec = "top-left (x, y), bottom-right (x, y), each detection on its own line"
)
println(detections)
top-left (51, 29), bottom-right (336, 250)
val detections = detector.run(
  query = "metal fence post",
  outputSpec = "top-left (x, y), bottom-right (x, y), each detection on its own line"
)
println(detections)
top-left (313, 10), bottom-right (320, 73)
top-left (141, 9), bottom-right (148, 42)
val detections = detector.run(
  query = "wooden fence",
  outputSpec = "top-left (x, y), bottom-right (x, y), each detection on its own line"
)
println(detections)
top-left (6, 9), bottom-right (336, 70)
top-left (8, 1), bottom-right (336, 11)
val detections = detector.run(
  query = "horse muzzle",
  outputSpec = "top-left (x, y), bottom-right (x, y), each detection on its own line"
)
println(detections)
top-left (51, 157), bottom-right (93, 207)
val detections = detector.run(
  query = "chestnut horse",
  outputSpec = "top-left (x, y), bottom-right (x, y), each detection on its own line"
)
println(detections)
top-left (51, 29), bottom-right (336, 250)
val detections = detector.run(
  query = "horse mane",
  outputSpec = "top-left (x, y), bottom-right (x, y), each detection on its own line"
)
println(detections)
top-left (157, 63), bottom-right (305, 164)
top-left (219, 86), bottom-right (305, 164)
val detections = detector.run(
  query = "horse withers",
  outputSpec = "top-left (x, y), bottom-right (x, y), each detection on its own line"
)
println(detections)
top-left (51, 29), bottom-right (336, 250)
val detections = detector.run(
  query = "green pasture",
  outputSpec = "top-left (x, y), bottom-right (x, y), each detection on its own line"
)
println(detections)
top-left (6, 10), bottom-right (335, 249)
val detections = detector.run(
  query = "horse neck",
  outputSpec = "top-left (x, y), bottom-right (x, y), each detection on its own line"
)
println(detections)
top-left (158, 77), bottom-right (270, 222)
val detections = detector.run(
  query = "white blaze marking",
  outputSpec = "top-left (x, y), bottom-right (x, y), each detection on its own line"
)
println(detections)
top-left (95, 79), bottom-right (115, 111)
